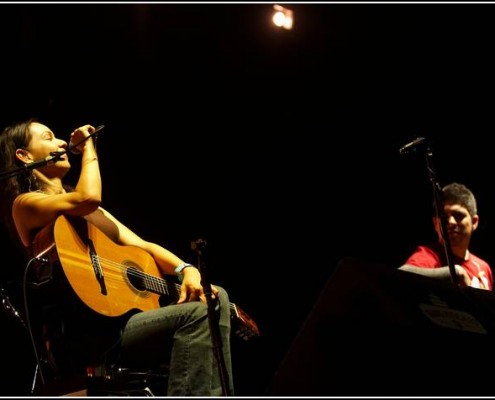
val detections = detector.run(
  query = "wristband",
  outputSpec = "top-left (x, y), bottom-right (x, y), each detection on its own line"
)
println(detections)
top-left (174, 262), bottom-right (194, 276)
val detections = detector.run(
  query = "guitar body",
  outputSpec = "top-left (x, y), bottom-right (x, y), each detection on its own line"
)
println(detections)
top-left (54, 215), bottom-right (162, 317)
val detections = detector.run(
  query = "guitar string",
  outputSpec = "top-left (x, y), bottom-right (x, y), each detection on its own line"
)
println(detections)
top-left (89, 255), bottom-right (180, 296)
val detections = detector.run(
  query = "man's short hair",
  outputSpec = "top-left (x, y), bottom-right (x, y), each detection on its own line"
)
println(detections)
top-left (442, 182), bottom-right (477, 218)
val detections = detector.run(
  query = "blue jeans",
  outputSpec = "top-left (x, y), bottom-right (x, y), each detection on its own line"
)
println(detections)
top-left (119, 286), bottom-right (234, 396)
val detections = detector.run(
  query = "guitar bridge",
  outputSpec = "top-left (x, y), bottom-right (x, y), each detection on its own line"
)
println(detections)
top-left (88, 239), bottom-right (108, 295)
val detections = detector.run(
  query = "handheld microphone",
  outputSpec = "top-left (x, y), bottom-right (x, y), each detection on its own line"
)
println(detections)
top-left (68, 125), bottom-right (105, 155)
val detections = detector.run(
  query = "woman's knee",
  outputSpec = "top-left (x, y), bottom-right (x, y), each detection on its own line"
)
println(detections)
top-left (215, 286), bottom-right (229, 303)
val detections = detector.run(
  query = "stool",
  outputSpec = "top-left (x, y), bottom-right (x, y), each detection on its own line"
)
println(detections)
top-left (86, 361), bottom-right (170, 396)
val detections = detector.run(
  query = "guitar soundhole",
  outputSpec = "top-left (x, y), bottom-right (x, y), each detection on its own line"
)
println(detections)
top-left (124, 263), bottom-right (146, 293)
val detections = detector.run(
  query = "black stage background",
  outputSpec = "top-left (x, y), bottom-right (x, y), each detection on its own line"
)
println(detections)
top-left (1, 2), bottom-right (495, 396)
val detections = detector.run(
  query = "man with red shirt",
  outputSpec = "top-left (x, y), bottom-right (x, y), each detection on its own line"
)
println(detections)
top-left (400, 182), bottom-right (493, 290)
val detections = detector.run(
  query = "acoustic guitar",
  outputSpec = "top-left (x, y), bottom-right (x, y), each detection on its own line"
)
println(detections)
top-left (43, 214), bottom-right (260, 341)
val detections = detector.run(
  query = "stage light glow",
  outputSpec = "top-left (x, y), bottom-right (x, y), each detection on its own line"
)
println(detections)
top-left (272, 5), bottom-right (294, 30)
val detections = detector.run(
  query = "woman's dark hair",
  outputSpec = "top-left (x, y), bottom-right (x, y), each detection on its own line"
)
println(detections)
top-left (0, 119), bottom-right (40, 248)
top-left (0, 119), bottom-right (75, 252)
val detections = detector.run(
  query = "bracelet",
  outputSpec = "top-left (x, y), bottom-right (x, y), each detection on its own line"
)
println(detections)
top-left (174, 262), bottom-right (194, 275)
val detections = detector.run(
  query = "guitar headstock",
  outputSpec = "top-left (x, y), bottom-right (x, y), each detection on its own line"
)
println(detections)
top-left (230, 303), bottom-right (261, 341)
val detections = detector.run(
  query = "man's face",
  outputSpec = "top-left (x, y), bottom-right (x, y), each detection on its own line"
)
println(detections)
top-left (433, 203), bottom-right (478, 248)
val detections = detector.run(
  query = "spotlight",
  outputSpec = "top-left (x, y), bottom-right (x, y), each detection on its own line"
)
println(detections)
top-left (272, 4), bottom-right (294, 30)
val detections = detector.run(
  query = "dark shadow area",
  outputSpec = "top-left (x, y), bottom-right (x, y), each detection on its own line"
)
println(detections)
top-left (267, 257), bottom-right (495, 396)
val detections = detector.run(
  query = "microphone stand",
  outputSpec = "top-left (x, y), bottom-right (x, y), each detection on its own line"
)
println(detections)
top-left (0, 152), bottom-right (66, 181)
top-left (1, 284), bottom-right (28, 330)
top-left (191, 239), bottom-right (231, 396)
top-left (1, 279), bottom-right (42, 394)
top-left (0, 124), bottom-right (104, 182)
top-left (423, 142), bottom-right (459, 287)
top-left (0, 155), bottom-right (62, 394)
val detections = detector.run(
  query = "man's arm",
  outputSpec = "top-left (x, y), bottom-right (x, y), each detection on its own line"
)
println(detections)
top-left (399, 264), bottom-right (471, 286)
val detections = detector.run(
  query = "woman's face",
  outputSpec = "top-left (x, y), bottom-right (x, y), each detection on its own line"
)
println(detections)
top-left (17, 122), bottom-right (70, 170)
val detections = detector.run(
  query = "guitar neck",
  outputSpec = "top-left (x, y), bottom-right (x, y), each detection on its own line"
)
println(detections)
top-left (140, 271), bottom-right (260, 339)
top-left (138, 270), bottom-right (181, 299)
